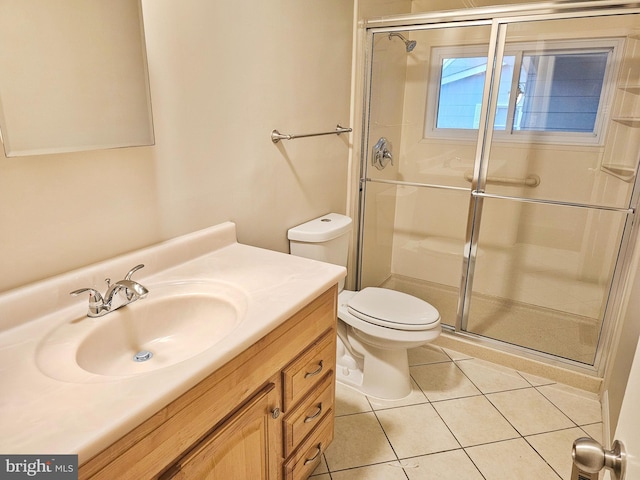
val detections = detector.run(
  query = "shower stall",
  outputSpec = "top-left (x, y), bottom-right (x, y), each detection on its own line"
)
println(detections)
top-left (356, 2), bottom-right (640, 375)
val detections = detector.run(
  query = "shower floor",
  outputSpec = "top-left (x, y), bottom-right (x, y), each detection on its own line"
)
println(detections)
top-left (380, 275), bottom-right (599, 365)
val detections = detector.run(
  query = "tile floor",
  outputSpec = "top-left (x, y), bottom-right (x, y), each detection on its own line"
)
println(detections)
top-left (311, 345), bottom-right (603, 480)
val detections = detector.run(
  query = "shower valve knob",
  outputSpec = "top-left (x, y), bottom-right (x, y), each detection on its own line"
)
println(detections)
top-left (372, 137), bottom-right (393, 170)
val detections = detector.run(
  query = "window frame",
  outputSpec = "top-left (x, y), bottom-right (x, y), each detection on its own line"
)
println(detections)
top-left (424, 37), bottom-right (624, 146)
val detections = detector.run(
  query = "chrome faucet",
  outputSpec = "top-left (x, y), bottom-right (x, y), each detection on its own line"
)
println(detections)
top-left (71, 264), bottom-right (149, 317)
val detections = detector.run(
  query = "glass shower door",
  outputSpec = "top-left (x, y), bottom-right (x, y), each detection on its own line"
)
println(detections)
top-left (359, 22), bottom-right (494, 327)
top-left (462, 13), bottom-right (640, 365)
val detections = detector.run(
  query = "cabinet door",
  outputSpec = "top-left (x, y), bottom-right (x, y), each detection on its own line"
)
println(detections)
top-left (164, 383), bottom-right (280, 480)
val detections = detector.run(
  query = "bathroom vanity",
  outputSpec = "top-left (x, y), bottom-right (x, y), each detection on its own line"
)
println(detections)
top-left (79, 286), bottom-right (337, 479)
top-left (0, 222), bottom-right (345, 480)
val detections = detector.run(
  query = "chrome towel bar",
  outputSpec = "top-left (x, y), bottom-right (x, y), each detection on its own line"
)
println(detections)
top-left (271, 124), bottom-right (352, 143)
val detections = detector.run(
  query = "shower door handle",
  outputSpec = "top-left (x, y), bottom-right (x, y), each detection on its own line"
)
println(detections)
top-left (372, 137), bottom-right (393, 170)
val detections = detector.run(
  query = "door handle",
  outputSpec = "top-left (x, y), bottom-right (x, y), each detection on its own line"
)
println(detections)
top-left (572, 437), bottom-right (626, 480)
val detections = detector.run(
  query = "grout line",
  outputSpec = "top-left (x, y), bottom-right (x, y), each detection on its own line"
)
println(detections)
top-left (369, 406), bottom-right (409, 479)
top-left (533, 385), bottom-right (583, 429)
top-left (453, 360), bottom-right (543, 396)
top-left (522, 435), bottom-right (566, 480)
top-left (514, 367), bottom-right (558, 387)
top-left (326, 459), bottom-right (412, 477)
top-left (461, 448), bottom-right (489, 480)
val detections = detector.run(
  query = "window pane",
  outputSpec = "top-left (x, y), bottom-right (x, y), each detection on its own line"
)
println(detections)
top-left (515, 51), bottom-right (609, 132)
top-left (436, 56), bottom-right (514, 130)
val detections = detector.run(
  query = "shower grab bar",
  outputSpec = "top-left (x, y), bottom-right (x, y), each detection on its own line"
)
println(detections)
top-left (271, 124), bottom-right (352, 143)
top-left (464, 172), bottom-right (540, 187)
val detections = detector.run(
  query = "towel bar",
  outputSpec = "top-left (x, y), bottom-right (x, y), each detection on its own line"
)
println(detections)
top-left (271, 124), bottom-right (352, 143)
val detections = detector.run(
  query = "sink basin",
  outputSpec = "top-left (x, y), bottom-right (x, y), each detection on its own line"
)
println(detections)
top-left (36, 281), bottom-right (248, 382)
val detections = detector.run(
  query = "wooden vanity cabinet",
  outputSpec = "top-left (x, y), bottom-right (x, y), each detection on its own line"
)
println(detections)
top-left (78, 286), bottom-right (338, 480)
top-left (160, 383), bottom-right (280, 480)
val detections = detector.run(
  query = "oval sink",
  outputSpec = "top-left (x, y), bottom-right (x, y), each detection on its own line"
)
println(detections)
top-left (36, 281), bottom-right (248, 382)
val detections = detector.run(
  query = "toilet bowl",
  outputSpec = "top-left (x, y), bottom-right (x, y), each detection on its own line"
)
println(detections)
top-left (336, 288), bottom-right (440, 399)
top-left (288, 213), bottom-right (441, 400)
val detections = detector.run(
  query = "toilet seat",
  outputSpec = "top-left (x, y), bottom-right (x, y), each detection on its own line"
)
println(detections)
top-left (347, 287), bottom-right (440, 331)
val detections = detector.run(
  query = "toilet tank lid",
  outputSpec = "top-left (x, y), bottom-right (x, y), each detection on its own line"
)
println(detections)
top-left (287, 213), bottom-right (352, 242)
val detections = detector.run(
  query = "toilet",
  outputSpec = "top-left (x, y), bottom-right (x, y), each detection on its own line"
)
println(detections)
top-left (288, 213), bottom-right (441, 400)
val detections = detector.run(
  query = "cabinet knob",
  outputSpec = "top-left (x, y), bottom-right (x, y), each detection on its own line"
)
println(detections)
top-left (271, 407), bottom-right (281, 419)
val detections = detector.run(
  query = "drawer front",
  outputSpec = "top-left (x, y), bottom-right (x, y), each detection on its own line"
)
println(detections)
top-left (283, 414), bottom-right (334, 480)
top-left (282, 331), bottom-right (336, 411)
top-left (283, 373), bottom-right (334, 457)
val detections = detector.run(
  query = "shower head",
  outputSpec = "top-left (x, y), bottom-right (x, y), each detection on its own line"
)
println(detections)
top-left (388, 32), bottom-right (417, 53)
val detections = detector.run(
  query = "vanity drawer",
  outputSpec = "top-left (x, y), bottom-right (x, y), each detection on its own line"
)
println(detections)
top-left (283, 373), bottom-right (334, 457)
top-left (282, 330), bottom-right (336, 411)
top-left (283, 413), bottom-right (334, 480)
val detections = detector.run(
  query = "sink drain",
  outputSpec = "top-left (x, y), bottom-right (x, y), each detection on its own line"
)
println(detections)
top-left (133, 350), bottom-right (153, 362)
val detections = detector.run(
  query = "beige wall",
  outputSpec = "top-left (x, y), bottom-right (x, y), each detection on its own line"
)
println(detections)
top-left (0, 0), bottom-right (354, 293)
top-left (412, 0), bottom-right (533, 12)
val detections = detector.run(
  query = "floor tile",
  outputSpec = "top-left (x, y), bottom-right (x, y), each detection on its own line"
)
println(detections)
top-left (466, 438), bottom-right (562, 479)
top-left (526, 427), bottom-right (588, 480)
top-left (310, 454), bottom-right (328, 476)
top-left (324, 347), bottom-right (602, 480)
top-left (375, 403), bottom-right (461, 458)
top-left (411, 362), bottom-right (481, 402)
top-left (441, 347), bottom-right (473, 361)
top-left (518, 370), bottom-right (557, 387)
top-left (324, 412), bottom-right (396, 471)
top-left (334, 382), bottom-right (372, 416)
top-left (368, 379), bottom-right (428, 411)
top-left (456, 358), bottom-right (531, 393)
top-left (330, 463), bottom-right (409, 479)
top-left (408, 345), bottom-right (451, 365)
top-left (433, 395), bottom-right (520, 447)
top-left (537, 384), bottom-right (602, 425)
top-left (487, 388), bottom-right (575, 435)
top-left (581, 422), bottom-right (604, 443)
top-left (404, 449), bottom-right (485, 480)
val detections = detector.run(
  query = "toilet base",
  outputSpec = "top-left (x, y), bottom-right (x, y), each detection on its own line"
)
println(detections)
top-left (335, 328), bottom-right (413, 401)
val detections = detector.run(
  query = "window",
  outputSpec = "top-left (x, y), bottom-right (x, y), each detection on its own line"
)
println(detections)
top-left (426, 39), bottom-right (622, 144)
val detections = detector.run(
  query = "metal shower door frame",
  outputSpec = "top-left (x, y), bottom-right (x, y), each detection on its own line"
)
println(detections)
top-left (357, 2), bottom-right (640, 375)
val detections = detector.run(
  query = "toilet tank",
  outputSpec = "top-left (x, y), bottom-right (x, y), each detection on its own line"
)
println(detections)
top-left (288, 213), bottom-right (352, 270)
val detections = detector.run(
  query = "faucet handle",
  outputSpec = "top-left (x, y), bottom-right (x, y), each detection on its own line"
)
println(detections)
top-left (124, 264), bottom-right (145, 280)
top-left (70, 287), bottom-right (105, 317)
top-left (70, 287), bottom-right (103, 301)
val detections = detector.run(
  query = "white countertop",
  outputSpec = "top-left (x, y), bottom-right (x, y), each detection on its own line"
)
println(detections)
top-left (0, 222), bottom-right (345, 463)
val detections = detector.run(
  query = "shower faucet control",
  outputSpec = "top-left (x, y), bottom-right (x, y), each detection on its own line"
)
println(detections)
top-left (372, 137), bottom-right (393, 170)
